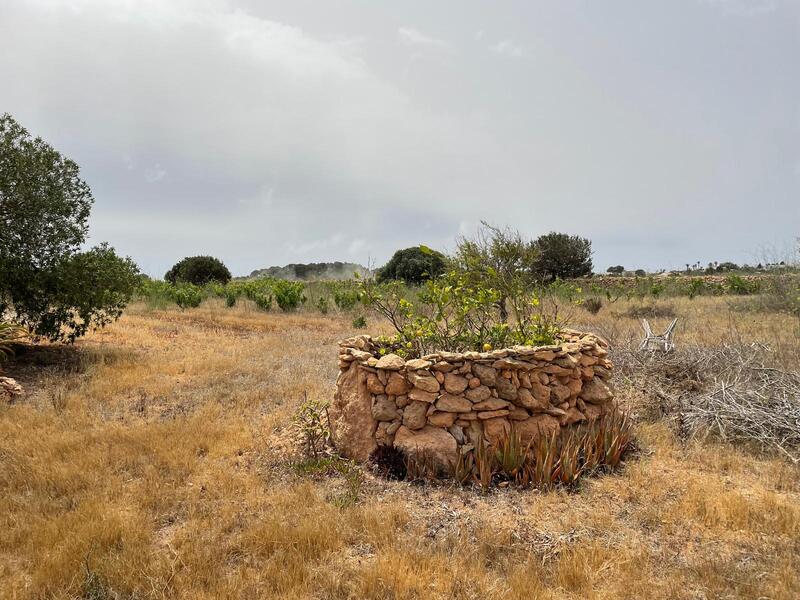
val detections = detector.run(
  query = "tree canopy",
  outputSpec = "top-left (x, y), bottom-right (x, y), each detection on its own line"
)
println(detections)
top-left (531, 232), bottom-right (593, 282)
top-left (165, 255), bottom-right (232, 286)
top-left (0, 113), bottom-right (139, 342)
top-left (376, 246), bottom-right (446, 285)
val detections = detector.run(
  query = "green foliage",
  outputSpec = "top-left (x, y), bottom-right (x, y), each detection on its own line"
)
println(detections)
top-left (329, 281), bottom-right (359, 311)
top-left (358, 270), bottom-right (560, 357)
top-left (315, 296), bottom-right (329, 314)
top-left (454, 222), bottom-right (539, 322)
top-left (165, 255), bottom-right (231, 286)
top-left (171, 283), bottom-right (203, 309)
top-left (351, 315), bottom-right (367, 329)
top-left (725, 275), bottom-right (761, 295)
top-left (376, 245), bottom-right (447, 285)
top-left (0, 114), bottom-right (139, 342)
top-left (292, 393), bottom-right (330, 459)
top-left (531, 232), bottom-right (593, 282)
top-left (273, 280), bottom-right (306, 311)
top-left (606, 265), bottom-right (625, 274)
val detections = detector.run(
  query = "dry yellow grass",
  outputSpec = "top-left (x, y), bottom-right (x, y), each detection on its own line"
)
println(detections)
top-left (1, 298), bottom-right (798, 599)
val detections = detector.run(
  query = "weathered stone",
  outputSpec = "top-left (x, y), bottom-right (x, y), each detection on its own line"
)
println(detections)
top-left (559, 407), bottom-right (585, 426)
top-left (495, 376), bottom-right (518, 401)
top-left (583, 403), bottom-right (603, 421)
top-left (580, 354), bottom-right (598, 367)
top-left (444, 373), bottom-right (469, 394)
top-left (387, 420), bottom-right (402, 435)
top-left (436, 394), bottom-right (473, 413)
top-left (428, 411), bottom-right (457, 428)
top-left (434, 371), bottom-right (445, 384)
top-left (402, 401), bottom-right (429, 429)
top-left (376, 369), bottom-right (388, 385)
top-left (472, 363), bottom-right (497, 387)
top-left (405, 358), bottom-right (433, 370)
top-left (581, 367), bottom-right (594, 380)
top-left (516, 414), bottom-right (560, 445)
top-left (472, 398), bottom-right (510, 411)
top-left (532, 350), bottom-right (556, 361)
top-left (408, 388), bottom-right (437, 403)
top-left (376, 353), bottom-right (404, 370)
top-left (394, 425), bottom-right (458, 475)
top-left (448, 425), bottom-right (465, 444)
top-left (537, 372), bottom-right (549, 385)
top-left (478, 409), bottom-right (510, 419)
top-left (372, 395), bottom-right (399, 421)
top-left (550, 384), bottom-right (571, 403)
top-left (432, 361), bottom-right (456, 372)
top-left (408, 371), bottom-right (440, 393)
top-left (465, 385), bottom-right (492, 403)
top-left (329, 364), bottom-right (377, 461)
top-left (395, 394), bottom-right (410, 408)
top-left (519, 372), bottom-right (532, 389)
top-left (581, 377), bottom-right (613, 404)
top-left (593, 365), bottom-right (612, 380)
top-left (385, 372), bottom-right (411, 395)
top-left (515, 386), bottom-right (549, 411)
top-left (375, 422), bottom-right (394, 446)
top-left (567, 378), bottom-right (583, 397)
top-left (483, 417), bottom-right (510, 445)
top-left (366, 373), bottom-right (385, 394)
top-left (468, 377), bottom-right (481, 389)
top-left (508, 406), bottom-right (530, 421)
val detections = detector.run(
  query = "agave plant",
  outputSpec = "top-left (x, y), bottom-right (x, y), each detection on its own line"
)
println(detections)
top-left (473, 440), bottom-right (497, 493)
top-left (495, 425), bottom-right (531, 483)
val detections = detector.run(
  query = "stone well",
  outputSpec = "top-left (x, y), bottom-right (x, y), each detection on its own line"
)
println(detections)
top-left (330, 330), bottom-right (615, 474)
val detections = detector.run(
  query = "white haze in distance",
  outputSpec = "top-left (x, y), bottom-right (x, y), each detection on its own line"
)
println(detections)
top-left (0, 0), bottom-right (798, 276)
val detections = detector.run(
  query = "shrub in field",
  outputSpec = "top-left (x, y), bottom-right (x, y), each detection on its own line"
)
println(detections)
top-left (530, 231), bottom-right (593, 282)
top-left (329, 281), bottom-right (359, 311)
top-left (725, 274), bottom-right (760, 295)
top-left (292, 394), bottom-right (330, 459)
top-left (316, 296), bottom-right (330, 314)
top-left (583, 297), bottom-right (603, 314)
top-left (351, 315), bottom-right (367, 329)
top-left (171, 284), bottom-right (203, 309)
top-left (165, 256), bottom-right (231, 286)
top-left (377, 245), bottom-right (447, 285)
top-left (624, 302), bottom-right (676, 319)
top-left (224, 289), bottom-right (238, 307)
top-left (273, 280), bottom-right (306, 311)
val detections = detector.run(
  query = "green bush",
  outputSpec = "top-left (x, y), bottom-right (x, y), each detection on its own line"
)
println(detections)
top-left (726, 275), bottom-right (761, 295)
top-left (377, 245), bottom-right (446, 285)
top-left (171, 284), bottom-right (203, 309)
top-left (316, 296), bottom-right (330, 314)
top-left (358, 271), bottom-right (560, 357)
top-left (273, 280), bottom-right (306, 312)
top-left (351, 315), bottom-right (367, 329)
top-left (165, 256), bottom-right (231, 286)
top-left (330, 282), bottom-right (359, 311)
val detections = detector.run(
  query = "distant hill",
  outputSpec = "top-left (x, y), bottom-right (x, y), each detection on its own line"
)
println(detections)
top-left (248, 262), bottom-right (369, 281)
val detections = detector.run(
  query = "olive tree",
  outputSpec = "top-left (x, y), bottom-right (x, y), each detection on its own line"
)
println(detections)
top-left (376, 246), bottom-right (446, 285)
top-left (165, 255), bottom-right (232, 285)
top-left (0, 113), bottom-right (139, 342)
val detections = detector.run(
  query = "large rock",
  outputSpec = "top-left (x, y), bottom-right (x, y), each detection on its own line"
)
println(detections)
top-left (465, 385), bottom-right (492, 402)
top-left (408, 371), bottom-right (440, 393)
top-left (515, 387), bottom-right (549, 411)
top-left (329, 365), bottom-right (377, 461)
top-left (444, 373), bottom-right (469, 394)
top-left (385, 372), bottom-right (411, 395)
top-left (403, 400), bottom-right (429, 429)
top-left (581, 377), bottom-right (613, 404)
top-left (366, 373), bottom-right (385, 394)
top-left (495, 376), bottom-right (518, 401)
top-left (394, 425), bottom-right (458, 475)
top-left (483, 417), bottom-right (510, 445)
top-left (372, 395), bottom-right (399, 421)
top-left (436, 394), bottom-right (473, 413)
top-left (428, 411), bottom-right (457, 428)
top-left (472, 363), bottom-right (497, 386)
top-left (408, 388), bottom-right (437, 403)
top-left (472, 398), bottom-right (509, 411)
top-left (376, 353), bottom-right (405, 370)
top-left (515, 414), bottom-right (560, 446)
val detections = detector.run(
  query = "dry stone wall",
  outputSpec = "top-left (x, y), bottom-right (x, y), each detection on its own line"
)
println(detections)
top-left (331, 330), bottom-right (615, 475)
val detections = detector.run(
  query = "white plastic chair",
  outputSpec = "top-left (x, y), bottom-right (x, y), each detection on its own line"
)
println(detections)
top-left (638, 318), bottom-right (678, 352)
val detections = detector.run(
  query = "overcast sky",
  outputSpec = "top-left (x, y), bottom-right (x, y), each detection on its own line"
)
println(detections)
top-left (1, 0), bottom-right (798, 276)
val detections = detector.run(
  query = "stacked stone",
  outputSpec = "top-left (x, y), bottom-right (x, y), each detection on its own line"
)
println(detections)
top-left (331, 330), bottom-right (614, 473)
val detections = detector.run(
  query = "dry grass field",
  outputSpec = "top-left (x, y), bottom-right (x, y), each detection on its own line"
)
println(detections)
top-left (1, 297), bottom-right (799, 599)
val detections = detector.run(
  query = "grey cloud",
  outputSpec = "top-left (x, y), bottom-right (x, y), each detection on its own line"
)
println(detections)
top-left (1, 0), bottom-right (798, 276)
